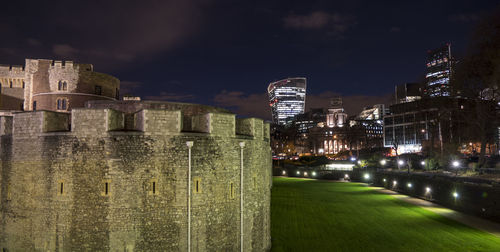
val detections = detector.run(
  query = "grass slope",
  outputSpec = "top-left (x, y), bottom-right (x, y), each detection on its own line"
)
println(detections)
top-left (271, 177), bottom-right (500, 252)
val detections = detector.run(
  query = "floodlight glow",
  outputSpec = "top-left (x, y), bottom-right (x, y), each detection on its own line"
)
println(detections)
top-left (421, 161), bottom-right (425, 166)
top-left (453, 192), bottom-right (459, 198)
top-left (344, 174), bottom-right (349, 178)
top-left (282, 170), bottom-right (286, 175)
top-left (380, 160), bottom-right (387, 165)
top-left (350, 157), bottom-right (356, 161)
top-left (426, 187), bottom-right (431, 193)
top-left (312, 171), bottom-right (316, 176)
top-left (398, 160), bottom-right (404, 165)
top-left (364, 173), bottom-right (370, 179)
top-left (407, 183), bottom-right (412, 188)
top-left (296, 171), bottom-right (300, 175)
top-left (452, 161), bottom-right (460, 167)
top-left (393, 180), bottom-right (397, 185)
top-left (357, 160), bottom-right (362, 165)
top-left (304, 172), bottom-right (308, 176)
top-left (383, 178), bottom-right (387, 182)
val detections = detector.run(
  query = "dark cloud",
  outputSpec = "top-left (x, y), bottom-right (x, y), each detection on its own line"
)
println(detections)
top-left (448, 13), bottom-right (480, 23)
top-left (26, 38), bottom-right (42, 47)
top-left (213, 91), bottom-right (271, 120)
top-left (144, 92), bottom-right (196, 101)
top-left (52, 44), bottom-right (80, 58)
top-left (390, 26), bottom-right (401, 33)
top-left (120, 81), bottom-right (144, 95)
top-left (283, 11), bottom-right (356, 37)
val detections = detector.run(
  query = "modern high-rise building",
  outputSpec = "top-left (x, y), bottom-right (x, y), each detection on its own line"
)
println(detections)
top-left (268, 77), bottom-right (306, 125)
top-left (424, 43), bottom-right (452, 97)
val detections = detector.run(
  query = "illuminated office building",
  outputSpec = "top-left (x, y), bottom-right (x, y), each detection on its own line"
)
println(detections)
top-left (268, 77), bottom-right (306, 125)
top-left (424, 44), bottom-right (452, 97)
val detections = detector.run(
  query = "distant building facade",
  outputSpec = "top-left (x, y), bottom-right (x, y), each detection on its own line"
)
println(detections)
top-left (424, 44), bottom-right (453, 97)
top-left (268, 77), bottom-right (306, 125)
top-left (395, 82), bottom-right (422, 104)
top-left (0, 59), bottom-right (120, 112)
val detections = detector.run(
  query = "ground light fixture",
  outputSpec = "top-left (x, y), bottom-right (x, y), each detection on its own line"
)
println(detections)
top-left (296, 171), bottom-right (300, 175)
top-left (380, 159), bottom-right (386, 166)
top-left (357, 160), bottom-right (362, 165)
top-left (452, 161), bottom-right (460, 167)
top-left (453, 192), bottom-right (459, 198)
top-left (344, 174), bottom-right (349, 179)
top-left (304, 172), bottom-right (308, 176)
top-left (398, 160), bottom-right (404, 165)
top-left (407, 183), bottom-right (412, 188)
top-left (350, 157), bottom-right (356, 161)
top-left (393, 180), bottom-right (397, 186)
top-left (364, 173), bottom-right (370, 179)
top-left (426, 187), bottom-right (431, 193)
top-left (421, 160), bottom-right (425, 166)
top-left (282, 170), bottom-right (286, 175)
top-left (312, 171), bottom-right (316, 177)
top-left (383, 178), bottom-right (387, 182)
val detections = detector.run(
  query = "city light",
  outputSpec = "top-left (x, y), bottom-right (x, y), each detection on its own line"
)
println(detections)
top-left (407, 183), bottom-right (412, 188)
top-left (344, 174), bottom-right (349, 179)
top-left (398, 160), bottom-right (404, 165)
top-left (304, 172), bottom-right (308, 176)
top-left (350, 157), bottom-right (356, 161)
top-left (383, 178), bottom-right (387, 182)
top-left (312, 171), bottom-right (316, 177)
top-left (453, 192), bottom-right (459, 198)
top-left (357, 160), bottom-right (362, 165)
top-left (282, 170), bottom-right (286, 175)
top-left (421, 161), bottom-right (425, 166)
top-left (364, 173), bottom-right (370, 179)
top-left (452, 161), bottom-right (460, 167)
top-left (393, 180), bottom-right (397, 186)
top-left (296, 171), bottom-right (300, 175)
top-left (380, 159), bottom-right (387, 166)
top-left (426, 187), bottom-right (431, 193)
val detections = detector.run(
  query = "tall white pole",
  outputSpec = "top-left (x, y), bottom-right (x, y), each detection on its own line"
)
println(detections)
top-left (186, 141), bottom-right (194, 252)
top-left (239, 142), bottom-right (245, 252)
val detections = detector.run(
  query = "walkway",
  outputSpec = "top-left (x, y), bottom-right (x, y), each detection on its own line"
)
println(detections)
top-left (367, 185), bottom-right (500, 238)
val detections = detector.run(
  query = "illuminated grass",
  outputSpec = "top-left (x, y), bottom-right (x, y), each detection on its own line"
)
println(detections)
top-left (271, 177), bottom-right (500, 252)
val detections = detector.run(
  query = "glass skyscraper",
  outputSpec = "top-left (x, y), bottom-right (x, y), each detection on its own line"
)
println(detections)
top-left (424, 43), bottom-right (452, 97)
top-left (268, 77), bottom-right (307, 125)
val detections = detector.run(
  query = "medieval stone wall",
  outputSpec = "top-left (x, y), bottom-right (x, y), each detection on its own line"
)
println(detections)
top-left (0, 102), bottom-right (271, 251)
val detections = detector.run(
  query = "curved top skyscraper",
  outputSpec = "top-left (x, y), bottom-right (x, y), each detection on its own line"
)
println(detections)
top-left (268, 77), bottom-right (307, 125)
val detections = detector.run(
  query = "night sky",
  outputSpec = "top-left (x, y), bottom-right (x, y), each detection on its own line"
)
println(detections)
top-left (1, 0), bottom-right (498, 120)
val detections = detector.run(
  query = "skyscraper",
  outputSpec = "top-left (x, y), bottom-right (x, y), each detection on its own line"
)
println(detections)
top-left (424, 43), bottom-right (452, 97)
top-left (268, 77), bottom-right (306, 125)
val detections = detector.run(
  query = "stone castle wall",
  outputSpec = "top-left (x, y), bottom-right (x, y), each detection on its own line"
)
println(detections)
top-left (0, 65), bottom-right (25, 110)
top-left (0, 103), bottom-right (272, 251)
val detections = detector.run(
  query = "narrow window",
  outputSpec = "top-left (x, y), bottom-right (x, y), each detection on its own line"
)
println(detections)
top-left (63, 82), bottom-right (67, 91)
top-left (57, 99), bottom-right (61, 110)
top-left (95, 85), bottom-right (102, 95)
top-left (193, 178), bottom-right (201, 194)
top-left (9, 81), bottom-right (12, 88)
top-left (101, 180), bottom-right (111, 196)
top-left (22, 81), bottom-right (25, 89)
top-left (115, 88), bottom-right (119, 100)
top-left (58, 81), bottom-right (62, 90)
top-left (148, 179), bottom-right (158, 195)
top-left (62, 99), bottom-right (67, 110)
top-left (230, 182), bottom-right (235, 199)
top-left (33, 101), bottom-right (37, 111)
top-left (58, 181), bottom-right (64, 195)
top-left (6, 184), bottom-right (11, 200)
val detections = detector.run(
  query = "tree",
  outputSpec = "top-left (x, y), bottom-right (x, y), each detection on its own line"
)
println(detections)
top-left (451, 7), bottom-right (500, 167)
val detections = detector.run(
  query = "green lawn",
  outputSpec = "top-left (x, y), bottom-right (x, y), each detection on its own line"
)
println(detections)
top-left (271, 177), bottom-right (500, 252)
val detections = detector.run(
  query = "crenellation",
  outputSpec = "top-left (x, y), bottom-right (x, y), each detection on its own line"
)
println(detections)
top-left (0, 116), bottom-right (13, 135)
top-left (208, 113), bottom-right (235, 136)
top-left (1, 101), bottom-right (271, 251)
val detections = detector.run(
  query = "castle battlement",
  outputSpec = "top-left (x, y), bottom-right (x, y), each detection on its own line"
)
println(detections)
top-left (1, 107), bottom-right (270, 141)
top-left (50, 60), bottom-right (76, 69)
top-left (0, 65), bottom-right (25, 73)
top-left (0, 101), bottom-right (271, 251)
